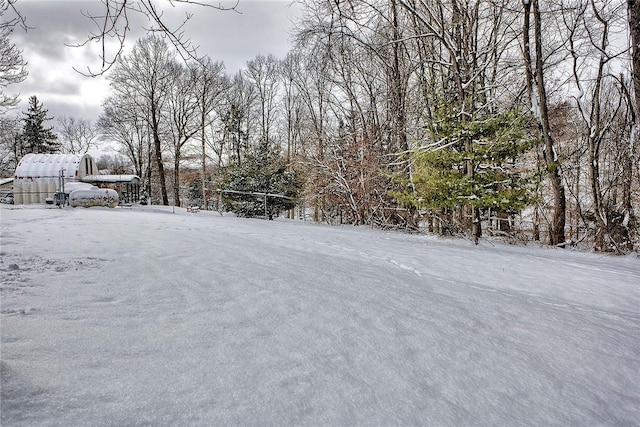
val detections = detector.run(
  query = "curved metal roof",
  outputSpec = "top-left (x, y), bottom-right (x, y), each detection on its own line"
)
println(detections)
top-left (14, 154), bottom-right (87, 179)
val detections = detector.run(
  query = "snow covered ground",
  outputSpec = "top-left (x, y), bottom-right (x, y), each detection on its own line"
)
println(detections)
top-left (1, 204), bottom-right (639, 426)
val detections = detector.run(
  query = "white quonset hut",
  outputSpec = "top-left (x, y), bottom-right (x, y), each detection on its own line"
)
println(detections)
top-left (13, 153), bottom-right (97, 204)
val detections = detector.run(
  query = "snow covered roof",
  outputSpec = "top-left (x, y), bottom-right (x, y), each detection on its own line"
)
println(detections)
top-left (62, 182), bottom-right (98, 194)
top-left (0, 178), bottom-right (13, 186)
top-left (14, 154), bottom-right (85, 179)
top-left (82, 174), bottom-right (141, 183)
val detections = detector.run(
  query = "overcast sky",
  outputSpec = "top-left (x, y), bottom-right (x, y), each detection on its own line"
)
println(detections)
top-left (6, 0), bottom-right (300, 123)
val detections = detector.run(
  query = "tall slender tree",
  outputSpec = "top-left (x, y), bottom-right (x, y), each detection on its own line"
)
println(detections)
top-left (166, 62), bottom-right (200, 207)
top-left (629, 0), bottom-right (640, 117)
top-left (192, 58), bottom-right (228, 210)
top-left (522, 0), bottom-right (567, 246)
top-left (108, 35), bottom-right (176, 205)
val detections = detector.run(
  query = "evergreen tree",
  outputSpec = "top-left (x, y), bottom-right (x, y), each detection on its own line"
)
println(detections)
top-left (395, 109), bottom-right (537, 237)
top-left (220, 145), bottom-right (303, 219)
top-left (21, 95), bottom-right (59, 154)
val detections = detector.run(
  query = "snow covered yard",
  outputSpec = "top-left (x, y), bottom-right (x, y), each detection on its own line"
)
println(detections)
top-left (1, 204), bottom-right (639, 426)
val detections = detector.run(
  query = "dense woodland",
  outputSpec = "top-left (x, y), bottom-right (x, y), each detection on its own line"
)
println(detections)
top-left (1, 0), bottom-right (640, 253)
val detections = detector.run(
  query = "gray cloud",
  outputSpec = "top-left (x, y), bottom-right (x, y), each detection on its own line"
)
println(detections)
top-left (6, 0), bottom-right (300, 122)
top-left (178, 1), bottom-right (301, 72)
top-left (46, 99), bottom-right (102, 122)
top-left (18, 77), bottom-right (81, 97)
top-left (9, 1), bottom-right (99, 60)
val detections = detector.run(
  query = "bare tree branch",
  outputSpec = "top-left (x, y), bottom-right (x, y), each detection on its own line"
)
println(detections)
top-left (0, 0), bottom-right (28, 32)
top-left (68, 0), bottom-right (239, 77)
top-left (57, 116), bottom-right (100, 155)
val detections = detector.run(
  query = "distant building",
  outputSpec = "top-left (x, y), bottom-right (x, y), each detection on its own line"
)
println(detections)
top-left (13, 153), bottom-right (140, 205)
top-left (13, 154), bottom-right (96, 204)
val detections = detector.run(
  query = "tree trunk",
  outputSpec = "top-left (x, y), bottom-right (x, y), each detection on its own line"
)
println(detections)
top-left (522, 0), bottom-right (566, 246)
top-left (630, 0), bottom-right (640, 115)
top-left (626, 0), bottom-right (639, 249)
top-left (151, 106), bottom-right (169, 205)
top-left (589, 142), bottom-right (606, 250)
top-left (587, 42), bottom-right (608, 251)
top-left (620, 138), bottom-right (635, 251)
top-left (463, 136), bottom-right (481, 244)
top-left (201, 111), bottom-right (208, 210)
top-left (174, 149), bottom-right (181, 208)
top-left (146, 126), bottom-right (152, 204)
top-left (389, 0), bottom-right (417, 230)
top-left (533, 1), bottom-right (566, 246)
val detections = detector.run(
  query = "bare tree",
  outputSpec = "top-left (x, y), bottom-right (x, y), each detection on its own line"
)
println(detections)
top-left (627, 0), bottom-right (640, 244)
top-left (245, 54), bottom-right (281, 148)
top-left (279, 53), bottom-right (306, 162)
top-left (165, 62), bottom-right (200, 207)
top-left (95, 152), bottom-right (130, 174)
top-left (563, 0), bottom-right (632, 251)
top-left (57, 116), bottom-right (99, 155)
top-left (629, 0), bottom-right (640, 117)
top-left (192, 58), bottom-right (228, 209)
top-left (107, 35), bottom-right (177, 205)
top-left (522, 0), bottom-right (567, 246)
top-left (220, 71), bottom-right (257, 166)
top-left (99, 94), bottom-right (151, 185)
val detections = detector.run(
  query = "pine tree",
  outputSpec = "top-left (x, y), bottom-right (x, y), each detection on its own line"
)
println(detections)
top-left (21, 95), bottom-right (59, 155)
top-left (220, 145), bottom-right (303, 219)
top-left (395, 109), bottom-right (537, 239)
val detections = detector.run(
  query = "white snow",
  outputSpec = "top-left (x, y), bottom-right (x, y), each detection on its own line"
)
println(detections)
top-left (530, 86), bottom-right (540, 120)
top-left (1, 205), bottom-right (639, 426)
